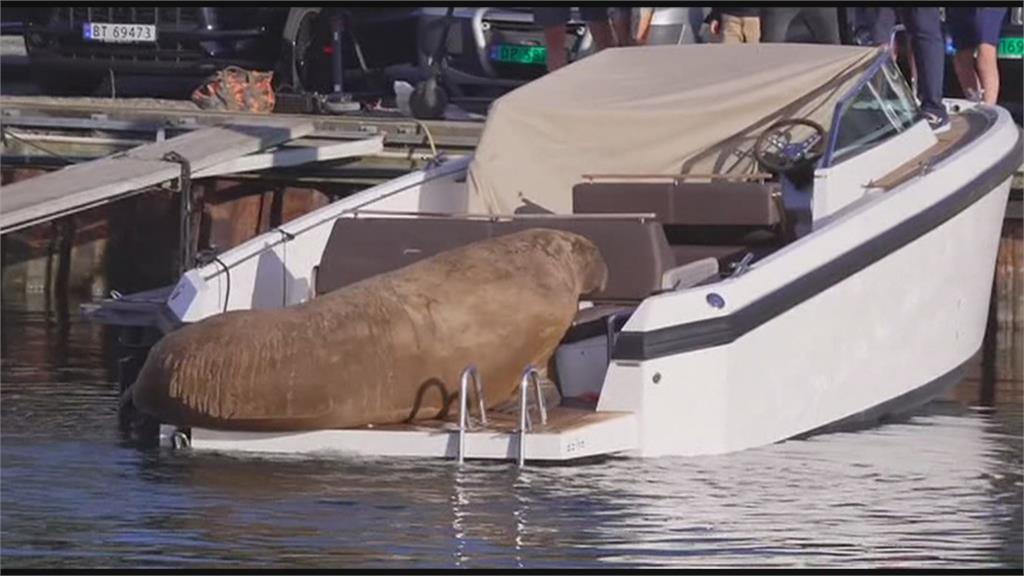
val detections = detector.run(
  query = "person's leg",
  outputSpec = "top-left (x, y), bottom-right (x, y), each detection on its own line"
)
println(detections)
top-left (588, 21), bottom-right (615, 50)
top-left (760, 7), bottom-right (799, 42)
top-left (948, 7), bottom-right (981, 100)
top-left (580, 7), bottom-right (615, 50)
top-left (721, 14), bottom-right (744, 44)
top-left (803, 7), bottom-right (841, 44)
top-left (901, 7), bottom-right (947, 126)
top-left (954, 50), bottom-right (981, 100)
top-left (635, 7), bottom-right (655, 45)
top-left (535, 7), bottom-right (570, 71)
top-left (610, 7), bottom-right (633, 46)
top-left (744, 16), bottom-right (761, 43)
top-left (869, 6), bottom-right (897, 47)
top-left (975, 7), bottom-right (1008, 105)
top-left (976, 43), bottom-right (1000, 104)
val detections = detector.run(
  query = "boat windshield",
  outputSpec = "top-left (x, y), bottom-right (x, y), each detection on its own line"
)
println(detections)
top-left (826, 57), bottom-right (920, 165)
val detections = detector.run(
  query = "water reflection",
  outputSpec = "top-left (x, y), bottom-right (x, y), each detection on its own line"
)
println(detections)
top-left (1, 301), bottom-right (1021, 569)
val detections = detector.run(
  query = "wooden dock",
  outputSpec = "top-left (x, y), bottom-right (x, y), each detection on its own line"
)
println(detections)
top-left (0, 95), bottom-right (484, 186)
top-left (0, 118), bottom-right (322, 233)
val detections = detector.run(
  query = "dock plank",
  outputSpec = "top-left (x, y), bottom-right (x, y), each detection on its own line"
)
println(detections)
top-left (193, 135), bottom-right (384, 179)
top-left (0, 118), bottom-right (314, 233)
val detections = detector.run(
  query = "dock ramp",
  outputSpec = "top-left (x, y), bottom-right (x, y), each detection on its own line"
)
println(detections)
top-left (0, 118), bottom-right (315, 233)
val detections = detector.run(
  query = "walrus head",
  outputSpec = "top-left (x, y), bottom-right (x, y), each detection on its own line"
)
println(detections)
top-left (564, 232), bottom-right (608, 296)
top-left (526, 229), bottom-right (608, 296)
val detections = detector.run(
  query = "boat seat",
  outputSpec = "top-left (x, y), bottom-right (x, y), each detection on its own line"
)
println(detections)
top-left (670, 244), bottom-right (749, 269)
top-left (315, 215), bottom-right (675, 302)
top-left (660, 257), bottom-right (720, 291)
top-left (563, 304), bottom-right (634, 343)
top-left (572, 180), bottom-right (782, 227)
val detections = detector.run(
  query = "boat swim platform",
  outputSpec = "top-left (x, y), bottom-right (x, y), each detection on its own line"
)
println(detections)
top-left (160, 407), bottom-right (639, 462)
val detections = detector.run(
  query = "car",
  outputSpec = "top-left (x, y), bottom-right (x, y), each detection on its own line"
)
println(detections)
top-left (20, 6), bottom-right (421, 97)
top-left (392, 7), bottom-right (712, 117)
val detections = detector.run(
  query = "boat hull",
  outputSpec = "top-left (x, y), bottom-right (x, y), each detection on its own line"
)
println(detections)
top-left (600, 107), bottom-right (1019, 457)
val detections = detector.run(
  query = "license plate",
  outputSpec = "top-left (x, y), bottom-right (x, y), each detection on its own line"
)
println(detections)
top-left (82, 22), bottom-right (156, 43)
top-left (489, 44), bottom-right (546, 65)
top-left (999, 36), bottom-right (1023, 59)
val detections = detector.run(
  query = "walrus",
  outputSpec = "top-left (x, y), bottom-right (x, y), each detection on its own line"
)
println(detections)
top-left (131, 228), bottom-right (608, 431)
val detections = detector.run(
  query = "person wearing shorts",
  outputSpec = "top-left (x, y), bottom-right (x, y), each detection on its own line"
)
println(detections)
top-left (706, 7), bottom-right (761, 43)
top-left (947, 7), bottom-right (1009, 105)
top-left (535, 7), bottom-right (631, 71)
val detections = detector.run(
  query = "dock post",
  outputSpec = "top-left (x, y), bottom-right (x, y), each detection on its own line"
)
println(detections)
top-left (54, 216), bottom-right (75, 326)
top-left (162, 151), bottom-right (194, 275)
top-left (980, 275), bottom-right (998, 406)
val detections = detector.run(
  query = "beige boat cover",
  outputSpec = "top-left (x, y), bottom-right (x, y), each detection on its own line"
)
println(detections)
top-left (467, 43), bottom-right (882, 215)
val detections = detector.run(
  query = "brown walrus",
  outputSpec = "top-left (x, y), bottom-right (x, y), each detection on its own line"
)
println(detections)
top-left (131, 228), bottom-right (608, 431)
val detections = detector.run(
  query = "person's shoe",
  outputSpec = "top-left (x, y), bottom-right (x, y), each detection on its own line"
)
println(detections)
top-left (924, 111), bottom-right (950, 134)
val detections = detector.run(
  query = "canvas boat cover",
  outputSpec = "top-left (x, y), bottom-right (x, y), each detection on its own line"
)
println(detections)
top-left (467, 43), bottom-right (882, 215)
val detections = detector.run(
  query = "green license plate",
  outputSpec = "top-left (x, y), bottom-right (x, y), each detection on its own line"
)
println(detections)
top-left (489, 44), bottom-right (547, 65)
top-left (999, 36), bottom-right (1023, 59)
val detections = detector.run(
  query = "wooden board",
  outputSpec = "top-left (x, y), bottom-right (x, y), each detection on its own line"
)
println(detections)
top-left (192, 135), bottom-right (384, 179)
top-left (870, 114), bottom-right (983, 191)
top-left (0, 118), bottom-right (314, 233)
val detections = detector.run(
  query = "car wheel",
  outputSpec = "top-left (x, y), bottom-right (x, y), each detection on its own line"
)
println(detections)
top-left (278, 7), bottom-right (330, 94)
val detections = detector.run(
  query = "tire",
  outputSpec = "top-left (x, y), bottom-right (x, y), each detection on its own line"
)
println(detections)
top-left (276, 7), bottom-right (330, 94)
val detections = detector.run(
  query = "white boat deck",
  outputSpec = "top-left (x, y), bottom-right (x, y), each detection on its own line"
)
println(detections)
top-left (161, 407), bottom-right (639, 462)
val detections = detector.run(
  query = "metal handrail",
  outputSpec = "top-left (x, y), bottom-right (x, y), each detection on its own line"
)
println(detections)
top-left (349, 209), bottom-right (659, 222)
top-left (581, 172), bottom-right (773, 182)
top-left (457, 364), bottom-right (487, 464)
top-left (517, 365), bottom-right (548, 468)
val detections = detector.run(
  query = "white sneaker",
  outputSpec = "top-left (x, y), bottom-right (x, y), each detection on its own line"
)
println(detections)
top-left (924, 111), bottom-right (951, 134)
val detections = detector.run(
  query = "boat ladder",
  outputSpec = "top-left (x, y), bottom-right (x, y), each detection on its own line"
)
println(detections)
top-left (456, 364), bottom-right (488, 464)
top-left (455, 364), bottom-right (549, 467)
top-left (517, 365), bottom-right (548, 468)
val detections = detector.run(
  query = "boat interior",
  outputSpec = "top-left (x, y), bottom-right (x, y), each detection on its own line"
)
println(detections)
top-left (307, 105), bottom-right (986, 420)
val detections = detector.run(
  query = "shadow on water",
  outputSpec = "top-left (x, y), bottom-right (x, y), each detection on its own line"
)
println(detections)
top-left (0, 298), bottom-right (1021, 569)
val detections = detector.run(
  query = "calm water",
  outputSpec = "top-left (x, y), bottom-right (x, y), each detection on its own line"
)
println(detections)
top-left (1, 300), bottom-right (1021, 570)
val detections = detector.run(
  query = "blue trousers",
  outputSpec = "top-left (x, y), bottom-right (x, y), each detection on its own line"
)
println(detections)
top-left (869, 7), bottom-right (946, 119)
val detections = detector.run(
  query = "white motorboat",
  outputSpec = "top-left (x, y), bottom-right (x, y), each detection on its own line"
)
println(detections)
top-left (93, 44), bottom-right (1021, 462)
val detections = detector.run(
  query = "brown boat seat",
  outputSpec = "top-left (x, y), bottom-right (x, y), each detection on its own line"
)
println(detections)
top-left (562, 304), bottom-right (635, 343)
top-left (315, 215), bottom-right (675, 302)
top-left (573, 180), bottom-right (782, 227)
top-left (671, 244), bottom-right (749, 268)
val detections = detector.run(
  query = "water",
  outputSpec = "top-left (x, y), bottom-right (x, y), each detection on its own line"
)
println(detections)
top-left (1, 301), bottom-right (1021, 569)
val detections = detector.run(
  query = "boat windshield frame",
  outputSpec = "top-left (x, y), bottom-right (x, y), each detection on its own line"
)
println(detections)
top-left (820, 50), bottom-right (921, 168)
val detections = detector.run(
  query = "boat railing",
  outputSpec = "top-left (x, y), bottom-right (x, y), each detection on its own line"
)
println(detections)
top-left (517, 365), bottom-right (548, 468)
top-left (457, 364), bottom-right (488, 464)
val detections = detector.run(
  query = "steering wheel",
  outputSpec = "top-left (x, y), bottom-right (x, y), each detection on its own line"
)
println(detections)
top-left (753, 118), bottom-right (827, 174)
